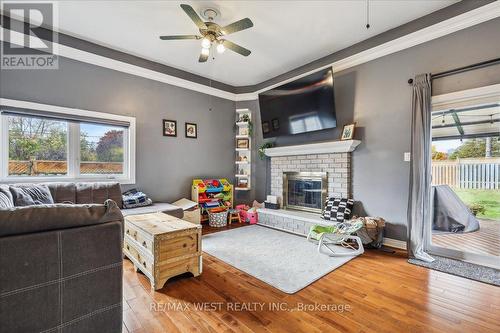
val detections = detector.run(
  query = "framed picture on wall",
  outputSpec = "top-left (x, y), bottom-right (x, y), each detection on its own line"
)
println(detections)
top-left (163, 119), bottom-right (177, 137)
top-left (185, 122), bottom-right (197, 139)
top-left (272, 118), bottom-right (280, 130)
top-left (340, 123), bottom-right (355, 140)
top-left (262, 121), bottom-right (270, 134)
top-left (236, 138), bottom-right (249, 149)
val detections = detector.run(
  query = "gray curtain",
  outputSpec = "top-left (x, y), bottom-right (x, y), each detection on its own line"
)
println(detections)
top-left (407, 74), bottom-right (435, 262)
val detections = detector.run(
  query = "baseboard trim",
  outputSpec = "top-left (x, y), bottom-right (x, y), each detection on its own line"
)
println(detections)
top-left (383, 238), bottom-right (407, 250)
top-left (258, 219), bottom-right (408, 251)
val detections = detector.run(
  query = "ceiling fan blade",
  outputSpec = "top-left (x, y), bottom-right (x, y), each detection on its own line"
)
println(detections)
top-left (199, 51), bottom-right (209, 63)
top-left (220, 18), bottom-right (253, 35)
top-left (180, 4), bottom-right (207, 30)
top-left (159, 35), bottom-right (200, 40)
top-left (223, 40), bottom-right (251, 56)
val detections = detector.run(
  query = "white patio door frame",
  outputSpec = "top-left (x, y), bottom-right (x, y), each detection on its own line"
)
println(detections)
top-left (425, 83), bottom-right (500, 270)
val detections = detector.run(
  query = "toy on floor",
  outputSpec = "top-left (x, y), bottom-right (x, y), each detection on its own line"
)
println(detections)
top-left (236, 204), bottom-right (258, 224)
top-left (307, 221), bottom-right (364, 256)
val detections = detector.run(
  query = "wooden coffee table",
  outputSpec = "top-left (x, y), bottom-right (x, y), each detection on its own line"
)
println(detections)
top-left (123, 212), bottom-right (202, 290)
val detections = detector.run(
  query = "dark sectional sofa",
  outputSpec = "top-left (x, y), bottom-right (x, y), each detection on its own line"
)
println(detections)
top-left (0, 182), bottom-right (182, 333)
top-left (44, 182), bottom-right (184, 218)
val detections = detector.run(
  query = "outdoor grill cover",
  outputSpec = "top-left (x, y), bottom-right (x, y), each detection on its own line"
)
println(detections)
top-left (432, 185), bottom-right (480, 233)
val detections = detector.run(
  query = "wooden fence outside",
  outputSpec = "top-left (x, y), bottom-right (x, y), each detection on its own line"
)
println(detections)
top-left (432, 158), bottom-right (500, 190)
top-left (9, 160), bottom-right (123, 175)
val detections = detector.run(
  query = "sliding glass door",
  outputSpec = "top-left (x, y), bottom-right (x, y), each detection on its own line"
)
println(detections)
top-left (426, 84), bottom-right (500, 269)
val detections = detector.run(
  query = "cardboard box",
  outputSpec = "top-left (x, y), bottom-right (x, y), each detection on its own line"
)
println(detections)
top-left (172, 198), bottom-right (201, 224)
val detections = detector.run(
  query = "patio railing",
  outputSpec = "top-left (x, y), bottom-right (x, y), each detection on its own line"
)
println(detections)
top-left (8, 160), bottom-right (123, 176)
top-left (432, 158), bottom-right (500, 189)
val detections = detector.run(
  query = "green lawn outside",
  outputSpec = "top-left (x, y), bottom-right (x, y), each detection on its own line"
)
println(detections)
top-left (453, 189), bottom-right (500, 221)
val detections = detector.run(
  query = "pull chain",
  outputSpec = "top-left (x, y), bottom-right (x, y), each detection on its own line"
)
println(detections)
top-left (366, 0), bottom-right (370, 29)
top-left (209, 78), bottom-right (213, 112)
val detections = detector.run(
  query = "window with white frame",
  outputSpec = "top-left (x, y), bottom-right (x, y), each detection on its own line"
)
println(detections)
top-left (0, 99), bottom-right (136, 183)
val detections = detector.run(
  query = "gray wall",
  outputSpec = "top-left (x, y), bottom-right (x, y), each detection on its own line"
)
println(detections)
top-left (2, 15), bottom-right (499, 240)
top-left (238, 18), bottom-right (500, 240)
top-left (0, 56), bottom-right (236, 202)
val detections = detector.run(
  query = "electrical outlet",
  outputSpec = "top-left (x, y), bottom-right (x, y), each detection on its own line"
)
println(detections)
top-left (404, 152), bottom-right (411, 162)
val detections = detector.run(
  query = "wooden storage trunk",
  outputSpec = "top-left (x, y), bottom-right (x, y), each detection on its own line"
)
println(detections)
top-left (123, 212), bottom-right (202, 290)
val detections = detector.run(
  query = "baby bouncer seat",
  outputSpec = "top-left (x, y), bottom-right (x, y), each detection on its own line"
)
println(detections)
top-left (307, 221), bottom-right (364, 256)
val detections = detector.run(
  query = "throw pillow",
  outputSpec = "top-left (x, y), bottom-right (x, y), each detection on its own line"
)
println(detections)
top-left (0, 185), bottom-right (14, 209)
top-left (322, 197), bottom-right (354, 222)
top-left (122, 188), bottom-right (153, 209)
top-left (9, 184), bottom-right (55, 206)
top-left (124, 197), bottom-right (153, 209)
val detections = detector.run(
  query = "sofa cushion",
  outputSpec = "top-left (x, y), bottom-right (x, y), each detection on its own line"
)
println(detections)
top-left (46, 182), bottom-right (77, 204)
top-left (0, 199), bottom-right (123, 237)
top-left (0, 185), bottom-right (14, 209)
top-left (76, 182), bottom-right (123, 208)
top-left (9, 184), bottom-right (54, 206)
top-left (121, 202), bottom-right (183, 219)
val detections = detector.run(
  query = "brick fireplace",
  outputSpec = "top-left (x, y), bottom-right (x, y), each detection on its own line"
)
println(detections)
top-left (270, 152), bottom-right (351, 209)
top-left (258, 140), bottom-right (360, 235)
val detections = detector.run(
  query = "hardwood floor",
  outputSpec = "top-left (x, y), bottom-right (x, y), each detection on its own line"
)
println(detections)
top-left (122, 224), bottom-right (500, 333)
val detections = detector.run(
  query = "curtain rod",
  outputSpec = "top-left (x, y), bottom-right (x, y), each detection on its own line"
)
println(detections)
top-left (407, 57), bottom-right (500, 85)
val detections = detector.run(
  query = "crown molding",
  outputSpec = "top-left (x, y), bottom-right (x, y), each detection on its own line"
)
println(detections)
top-left (1, 1), bottom-right (499, 102)
top-left (234, 92), bottom-right (259, 101)
top-left (0, 27), bottom-right (239, 101)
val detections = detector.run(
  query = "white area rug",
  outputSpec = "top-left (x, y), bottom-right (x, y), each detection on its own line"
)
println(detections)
top-left (202, 225), bottom-right (360, 294)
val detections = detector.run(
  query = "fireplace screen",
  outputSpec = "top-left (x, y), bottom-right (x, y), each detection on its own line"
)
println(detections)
top-left (283, 172), bottom-right (327, 214)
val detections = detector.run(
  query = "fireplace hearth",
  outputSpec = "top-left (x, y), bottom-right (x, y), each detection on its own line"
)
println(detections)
top-left (283, 172), bottom-right (327, 214)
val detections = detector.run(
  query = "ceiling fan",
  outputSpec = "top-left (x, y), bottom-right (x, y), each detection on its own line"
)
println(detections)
top-left (159, 4), bottom-right (253, 62)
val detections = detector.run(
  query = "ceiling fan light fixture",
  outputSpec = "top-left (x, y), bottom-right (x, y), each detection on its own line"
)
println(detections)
top-left (201, 37), bottom-right (211, 49)
top-left (201, 47), bottom-right (210, 56)
top-left (216, 42), bottom-right (225, 54)
top-left (160, 4), bottom-right (254, 63)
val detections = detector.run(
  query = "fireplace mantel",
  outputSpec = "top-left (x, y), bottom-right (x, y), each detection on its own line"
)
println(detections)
top-left (264, 140), bottom-right (361, 157)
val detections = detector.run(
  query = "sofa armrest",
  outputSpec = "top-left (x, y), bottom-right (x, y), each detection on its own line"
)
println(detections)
top-left (0, 199), bottom-right (123, 237)
top-left (0, 220), bottom-right (123, 332)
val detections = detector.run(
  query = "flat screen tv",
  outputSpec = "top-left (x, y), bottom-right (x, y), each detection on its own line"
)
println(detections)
top-left (258, 68), bottom-right (336, 139)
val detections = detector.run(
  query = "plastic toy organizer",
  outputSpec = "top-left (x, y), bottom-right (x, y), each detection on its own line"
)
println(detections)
top-left (192, 179), bottom-right (233, 223)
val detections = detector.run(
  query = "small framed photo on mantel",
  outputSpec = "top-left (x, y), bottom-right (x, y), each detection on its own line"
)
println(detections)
top-left (163, 119), bottom-right (177, 137)
top-left (185, 122), bottom-right (197, 139)
top-left (340, 123), bottom-right (355, 141)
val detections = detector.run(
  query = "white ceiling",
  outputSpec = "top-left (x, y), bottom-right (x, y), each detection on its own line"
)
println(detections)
top-left (52, 0), bottom-right (457, 86)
